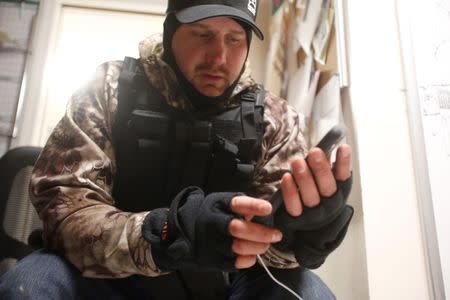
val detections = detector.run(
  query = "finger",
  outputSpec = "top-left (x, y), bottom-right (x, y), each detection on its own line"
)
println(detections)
top-left (230, 196), bottom-right (272, 217)
top-left (291, 158), bottom-right (320, 207)
top-left (306, 148), bottom-right (337, 197)
top-left (232, 238), bottom-right (270, 255)
top-left (334, 144), bottom-right (352, 181)
top-left (281, 172), bottom-right (302, 216)
top-left (245, 215), bottom-right (254, 222)
top-left (235, 255), bottom-right (257, 269)
top-left (229, 219), bottom-right (282, 244)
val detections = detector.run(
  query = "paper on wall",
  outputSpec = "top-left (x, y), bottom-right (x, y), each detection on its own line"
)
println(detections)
top-left (295, 0), bottom-right (327, 55)
top-left (312, 5), bottom-right (335, 65)
top-left (272, 0), bottom-right (285, 15)
top-left (287, 54), bottom-right (320, 121)
top-left (296, 0), bottom-right (309, 12)
top-left (264, 4), bottom-right (285, 94)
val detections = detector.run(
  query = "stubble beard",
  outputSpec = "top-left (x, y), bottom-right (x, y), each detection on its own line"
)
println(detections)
top-left (192, 63), bottom-right (231, 97)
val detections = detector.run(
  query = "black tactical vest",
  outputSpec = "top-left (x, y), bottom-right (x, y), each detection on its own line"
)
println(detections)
top-left (111, 57), bottom-right (265, 213)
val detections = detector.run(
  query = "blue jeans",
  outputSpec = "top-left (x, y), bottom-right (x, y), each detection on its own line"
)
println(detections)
top-left (0, 250), bottom-right (335, 300)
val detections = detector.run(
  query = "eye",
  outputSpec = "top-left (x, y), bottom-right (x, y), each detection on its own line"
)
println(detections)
top-left (192, 31), bottom-right (211, 40)
top-left (228, 35), bottom-right (244, 45)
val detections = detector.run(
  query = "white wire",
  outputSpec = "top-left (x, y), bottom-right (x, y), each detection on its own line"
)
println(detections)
top-left (256, 254), bottom-right (304, 300)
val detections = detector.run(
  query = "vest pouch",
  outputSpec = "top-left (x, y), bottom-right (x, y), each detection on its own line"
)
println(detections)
top-left (130, 109), bottom-right (171, 139)
top-left (116, 109), bottom-right (173, 211)
top-left (238, 138), bottom-right (259, 163)
top-left (236, 163), bottom-right (255, 182)
top-left (129, 109), bottom-right (171, 174)
top-left (169, 121), bottom-right (212, 196)
top-left (206, 136), bottom-right (238, 193)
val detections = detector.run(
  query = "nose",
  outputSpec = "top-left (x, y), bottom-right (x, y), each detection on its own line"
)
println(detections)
top-left (205, 37), bottom-right (226, 66)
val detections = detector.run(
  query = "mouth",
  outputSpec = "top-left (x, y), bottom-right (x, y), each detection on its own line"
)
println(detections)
top-left (199, 72), bottom-right (226, 83)
top-left (199, 72), bottom-right (226, 86)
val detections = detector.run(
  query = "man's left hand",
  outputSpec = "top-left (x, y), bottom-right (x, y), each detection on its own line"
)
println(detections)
top-left (280, 144), bottom-right (352, 217)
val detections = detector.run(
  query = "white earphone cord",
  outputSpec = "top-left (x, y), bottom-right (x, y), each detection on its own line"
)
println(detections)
top-left (256, 254), bottom-right (304, 300)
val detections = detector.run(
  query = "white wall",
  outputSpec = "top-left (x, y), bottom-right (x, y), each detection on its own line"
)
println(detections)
top-left (398, 0), bottom-right (450, 297)
top-left (345, 0), bottom-right (431, 299)
top-left (38, 6), bottom-right (165, 145)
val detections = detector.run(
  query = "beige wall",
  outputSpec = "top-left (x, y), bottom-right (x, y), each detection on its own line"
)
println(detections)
top-left (248, 0), bottom-right (271, 84)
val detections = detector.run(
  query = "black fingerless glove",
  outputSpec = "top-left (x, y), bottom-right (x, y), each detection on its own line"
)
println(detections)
top-left (254, 175), bottom-right (354, 269)
top-left (291, 205), bottom-right (353, 269)
top-left (279, 175), bottom-right (353, 269)
top-left (142, 186), bottom-right (241, 272)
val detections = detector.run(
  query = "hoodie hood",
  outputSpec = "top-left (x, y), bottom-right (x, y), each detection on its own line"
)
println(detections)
top-left (138, 34), bottom-right (255, 112)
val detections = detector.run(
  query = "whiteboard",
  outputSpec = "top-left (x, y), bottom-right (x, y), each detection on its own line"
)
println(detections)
top-left (397, 0), bottom-right (450, 299)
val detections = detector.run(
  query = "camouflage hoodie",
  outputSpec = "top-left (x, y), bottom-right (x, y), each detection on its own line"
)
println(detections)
top-left (30, 35), bottom-right (307, 278)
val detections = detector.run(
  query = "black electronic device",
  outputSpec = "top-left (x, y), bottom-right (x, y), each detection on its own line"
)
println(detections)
top-left (311, 124), bottom-right (347, 157)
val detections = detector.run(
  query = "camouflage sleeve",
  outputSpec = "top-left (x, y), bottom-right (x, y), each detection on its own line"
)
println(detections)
top-left (251, 91), bottom-right (308, 269)
top-left (30, 61), bottom-right (163, 278)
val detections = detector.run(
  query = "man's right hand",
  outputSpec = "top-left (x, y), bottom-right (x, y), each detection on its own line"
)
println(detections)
top-left (229, 196), bottom-right (283, 269)
top-left (142, 187), bottom-right (283, 272)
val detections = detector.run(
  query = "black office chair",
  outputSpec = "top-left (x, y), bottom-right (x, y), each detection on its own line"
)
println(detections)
top-left (0, 146), bottom-right (43, 276)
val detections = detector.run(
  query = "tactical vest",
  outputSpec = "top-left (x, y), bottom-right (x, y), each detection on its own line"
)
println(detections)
top-left (111, 57), bottom-right (265, 213)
